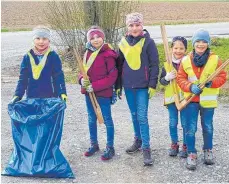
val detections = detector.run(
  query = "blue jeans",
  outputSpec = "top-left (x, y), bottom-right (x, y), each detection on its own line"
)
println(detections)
top-left (124, 88), bottom-right (150, 149)
top-left (85, 95), bottom-right (114, 147)
top-left (167, 103), bottom-right (187, 145)
top-left (185, 102), bottom-right (214, 153)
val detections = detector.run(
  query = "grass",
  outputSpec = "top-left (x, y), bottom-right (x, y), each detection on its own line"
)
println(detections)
top-left (1, 28), bottom-right (32, 32)
top-left (157, 37), bottom-right (229, 94)
top-left (63, 37), bottom-right (229, 96)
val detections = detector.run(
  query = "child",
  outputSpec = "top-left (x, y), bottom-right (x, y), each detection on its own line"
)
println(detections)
top-left (160, 36), bottom-right (188, 158)
top-left (78, 26), bottom-right (118, 160)
top-left (115, 12), bottom-right (159, 166)
top-left (5, 25), bottom-right (74, 178)
top-left (10, 25), bottom-right (67, 103)
top-left (177, 29), bottom-right (227, 170)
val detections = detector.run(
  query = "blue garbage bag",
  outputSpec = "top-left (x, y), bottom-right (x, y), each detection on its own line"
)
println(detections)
top-left (2, 98), bottom-right (75, 178)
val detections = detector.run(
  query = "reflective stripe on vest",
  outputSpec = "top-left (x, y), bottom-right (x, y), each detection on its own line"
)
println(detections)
top-left (188, 76), bottom-right (198, 82)
top-left (118, 37), bottom-right (145, 70)
top-left (83, 44), bottom-right (103, 73)
top-left (27, 48), bottom-right (51, 80)
top-left (163, 62), bottom-right (184, 105)
top-left (181, 54), bottom-right (219, 108)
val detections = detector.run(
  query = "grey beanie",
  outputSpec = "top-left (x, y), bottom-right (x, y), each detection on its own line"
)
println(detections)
top-left (33, 26), bottom-right (51, 40)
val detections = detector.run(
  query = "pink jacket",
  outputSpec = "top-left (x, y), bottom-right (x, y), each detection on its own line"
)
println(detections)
top-left (78, 44), bottom-right (118, 98)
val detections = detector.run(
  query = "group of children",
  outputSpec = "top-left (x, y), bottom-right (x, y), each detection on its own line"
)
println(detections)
top-left (11, 12), bottom-right (227, 172)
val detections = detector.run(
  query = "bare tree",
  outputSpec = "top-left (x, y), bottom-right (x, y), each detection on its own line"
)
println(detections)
top-left (44, 1), bottom-right (138, 71)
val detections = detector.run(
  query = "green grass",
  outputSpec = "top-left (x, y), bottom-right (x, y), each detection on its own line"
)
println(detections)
top-left (157, 37), bottom-right (229, 94)
top-left (1, 28), bottom-right (32, 32)
top-left (63, 37), bottom-right (229, 96)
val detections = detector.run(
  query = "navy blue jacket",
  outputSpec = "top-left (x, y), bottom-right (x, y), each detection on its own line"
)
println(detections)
top-left (15, 49), bottom-right (66, 98)
top-left (115, 30), bottom-right (159, 89)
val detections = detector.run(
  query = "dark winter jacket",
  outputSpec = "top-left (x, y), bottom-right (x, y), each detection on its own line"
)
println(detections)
top-left (160, 62), bottom-right (180, 86)
top-left (15, 49), bottom-right (66, 98)
top-left (78, 44), bottom-right (118, 98)
top-left (115, 29), bottom-right (159, 89)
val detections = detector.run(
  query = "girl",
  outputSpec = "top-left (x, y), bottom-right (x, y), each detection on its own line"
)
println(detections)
top-left (11, 25), bottom-right (67, 103)
top-left (115, 12), bottom-right (159, 166)
top-left (160, 36), bottom-right (188, 158)
top-left (78, 26), bottom-right (118, 160)
top-left (177, 29), bottom-right (227, 170)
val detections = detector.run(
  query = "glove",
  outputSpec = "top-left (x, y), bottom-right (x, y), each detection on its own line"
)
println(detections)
top-left (205, 81), bottom-right (212, 88)
top-left (190, 84), bottom-right (203, 95)
top-left (86, 85), bottom-right (94, 93)
top-left (116, 88), bottom-right (122, 99)
top-left (165, 70), bottom-right (177, 81)
top-left (61, 94), bottom-right (67, 102)
top-left (10, 96), bottom-right (21, 104)
top-left (81, 78), bottom-right (91, 88)
top-left (111, 90), bottom-right (117, 105)
top-left (148, 87), bottom-right (156, 99)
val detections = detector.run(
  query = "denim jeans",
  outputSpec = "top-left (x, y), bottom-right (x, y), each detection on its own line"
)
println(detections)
top-left (124, 88), bottom-right (150, 149)
top-left (167, 103), bottom-right (187, 145)
top-left (85, 95), bottom-right (114, 147)
top-left (185, 102), bottom-right (214, 153)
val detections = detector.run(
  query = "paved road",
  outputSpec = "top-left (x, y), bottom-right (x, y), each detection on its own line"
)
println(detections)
top-left (1, 22), bottom-right (229, 72)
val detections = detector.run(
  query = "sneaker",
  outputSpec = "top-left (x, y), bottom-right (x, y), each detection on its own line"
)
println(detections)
top-left (186, 153), bottom-right (197, 170)
top-left (179, 144), bottom-right (188, 158)
top-left (126, 137), bottom-right (142, 154)
top-left (143, 148), bottom-right (153, 166)
top-left (203, 149), bottom-right (214, 165)
top-left (84, 144), bottom-right (99, 157)
top-left (101, 146), bottom-right (115, 160)
top-left (169, 143), bottom-right (179, 156)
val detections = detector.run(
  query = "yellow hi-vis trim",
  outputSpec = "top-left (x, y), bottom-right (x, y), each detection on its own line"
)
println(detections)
top-left (83, 45), bottom-right (103, 73)
top-left (119, 37), bottom-right (145, 70)
top-left (28, 48), bottom-right (51, 80)
top-left (163, 62), bottom-right (184, 105)
top-left (182, 55), bottom-right (219, 108)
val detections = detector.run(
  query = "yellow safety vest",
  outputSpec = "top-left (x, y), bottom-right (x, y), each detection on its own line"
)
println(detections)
top-left (182, 55), bottom-right (220, 108)
top-left (83, 45), bottom-right (103, 73)
top-left (27, 48), bottom-right (51, 80)
top-left (119, 37), bottom-right (145, 70)
top-left (164, 62), bottom-right (184, 105)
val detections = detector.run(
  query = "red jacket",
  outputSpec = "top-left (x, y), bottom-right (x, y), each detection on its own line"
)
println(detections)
top-left (78, 44), bottom-right (118, 98)
top-left (177, 52), bottom-right (227, 102)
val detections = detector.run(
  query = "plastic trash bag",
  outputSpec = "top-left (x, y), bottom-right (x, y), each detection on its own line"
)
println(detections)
top-left (2, 98), bottom-right (75, 178)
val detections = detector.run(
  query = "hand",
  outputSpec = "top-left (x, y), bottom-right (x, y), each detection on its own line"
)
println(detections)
top-left (190, 84), bottom-right (203, 95)
top-left (10, 96), bottom-right (21, 104)
top-left (86, 85), bottom-right (94, 93)
top-left (148, 87), bottom-right (156, 99)
top-left (81, 78), bottom-right (91, 88)
top-left (205, 81), bottom-right (212, 88)
top-left (165, 70), bottom-right (176, 81)
top-left (61, 94), bottom-right (67, 102)
top-left (116, 88), bottom-right (122, 99)
top-left (111, 90), bottom-right (117, 105)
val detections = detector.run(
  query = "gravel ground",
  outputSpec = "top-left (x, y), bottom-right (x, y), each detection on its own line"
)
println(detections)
top-left (1, 80), bottom-right (229, 183)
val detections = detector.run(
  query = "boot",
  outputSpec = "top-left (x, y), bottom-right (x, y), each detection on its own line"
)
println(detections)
top-left (84, 144), bottom-right (99, 157)
top-left (101, 146), bottom-right (115, 161)
top-left (186, 153), bottom-right (197, 170)
top-left (143, 148), bottom-right (153, 166)
top-left (126, 137), bottom-right (142, 154)
top-left (168, 143), bottom-right (179, 156)
top-left (203, 149), bottom-right (214, 165)
top-left (179, 144), bottom-right (188, 158)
